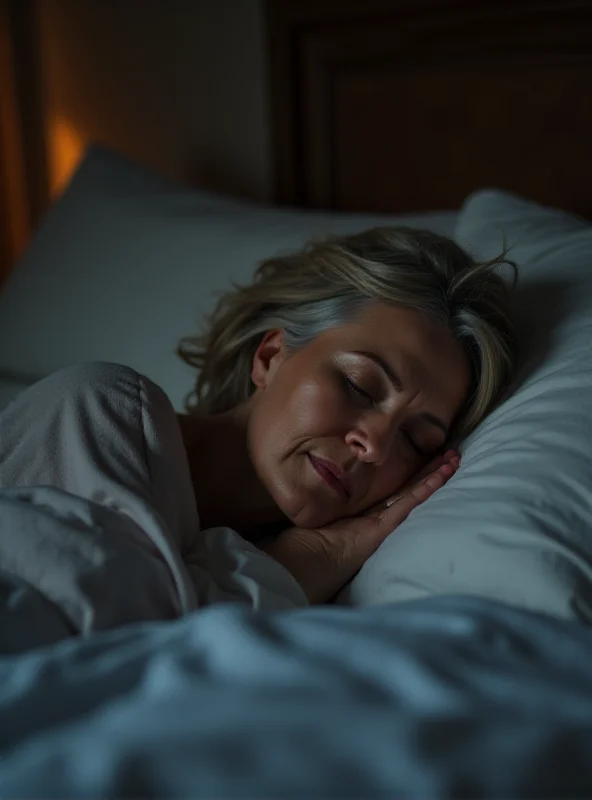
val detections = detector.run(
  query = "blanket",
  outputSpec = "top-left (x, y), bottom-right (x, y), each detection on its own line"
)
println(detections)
top-left (1, 588), bottom-right (592, 796)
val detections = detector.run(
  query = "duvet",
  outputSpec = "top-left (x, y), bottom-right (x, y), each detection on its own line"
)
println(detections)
top-left (1, 580), bottom-right (592, 796)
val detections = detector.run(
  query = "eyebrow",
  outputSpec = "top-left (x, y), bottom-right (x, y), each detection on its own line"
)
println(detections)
top-left (353, 350), bottom-right (450, 436)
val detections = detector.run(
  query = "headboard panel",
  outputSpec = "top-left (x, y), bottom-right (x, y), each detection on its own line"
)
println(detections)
top-left (267, 0), bottom-right (592, 216)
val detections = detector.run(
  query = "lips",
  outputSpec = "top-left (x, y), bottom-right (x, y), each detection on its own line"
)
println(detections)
top-left (308, 454), bottom-right (352, 499)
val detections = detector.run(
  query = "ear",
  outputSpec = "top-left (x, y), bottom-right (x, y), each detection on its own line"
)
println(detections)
top-left (251, 329), bottom-right (286, 390)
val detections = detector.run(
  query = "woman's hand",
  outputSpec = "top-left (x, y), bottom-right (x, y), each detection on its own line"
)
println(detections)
top-left (263, 450), bottom-right (460, 604)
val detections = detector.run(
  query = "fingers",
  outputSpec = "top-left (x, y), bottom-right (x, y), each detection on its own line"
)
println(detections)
top-left (362, 450), bottom-right (460, 518)
top-left (384, 450), bottom-right (460, 508)
top-left (381, 456), bottom-right (459, 523)
top-left (411, 448), bottom-right (460, 483)
top-left (382, 449), bottom-right (459, 506)
top-left (354, 458), bottom-right (458, 557)
top-left (317, 455), bottom-right (460, 573)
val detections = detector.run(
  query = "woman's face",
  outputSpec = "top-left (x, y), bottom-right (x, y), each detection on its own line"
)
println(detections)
top-left (247, 303), bottom-right (471, 529)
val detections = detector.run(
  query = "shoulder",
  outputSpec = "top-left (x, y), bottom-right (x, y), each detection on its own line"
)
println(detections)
top-left (1, 361), bottom-right (180, 482)
top-left (0, 361), bottom-right (197, 549)
top-left (1, 361), bottom-right (177, 463)
top-left (34, 360), bottom-right (183, 453)
top-left (17, 361), bottom-right (174, 426)
top-left (30, 361), bottom-right (166, 404)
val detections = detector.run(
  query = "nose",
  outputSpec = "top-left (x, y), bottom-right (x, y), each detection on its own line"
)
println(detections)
top-left (344, 412), bottom-right (398, 465)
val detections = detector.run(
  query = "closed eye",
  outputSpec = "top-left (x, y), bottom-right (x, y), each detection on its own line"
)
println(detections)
top-left (343, 373), bottom-right (439, 457)
top-left (342, 375), bottom-right (375, 406)
top-left (402, 430), bottom-right (429, 457)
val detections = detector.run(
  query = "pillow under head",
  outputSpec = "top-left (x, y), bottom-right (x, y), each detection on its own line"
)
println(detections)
top-left (336, 189), bottom-right (592, 623)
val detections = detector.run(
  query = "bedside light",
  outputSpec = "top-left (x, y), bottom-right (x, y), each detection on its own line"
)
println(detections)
top-left (48, 114), bottom-right (85, 198)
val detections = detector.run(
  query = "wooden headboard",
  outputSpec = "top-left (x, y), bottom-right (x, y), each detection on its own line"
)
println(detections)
top-left (266, 0), bottom-right (592, 217)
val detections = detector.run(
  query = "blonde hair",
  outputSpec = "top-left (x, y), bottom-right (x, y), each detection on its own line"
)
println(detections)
top-left (178, 226), bottom-right (517, 439)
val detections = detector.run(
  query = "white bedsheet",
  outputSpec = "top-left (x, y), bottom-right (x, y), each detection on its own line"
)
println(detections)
top-left (1, 592), bottom-right (591, 797)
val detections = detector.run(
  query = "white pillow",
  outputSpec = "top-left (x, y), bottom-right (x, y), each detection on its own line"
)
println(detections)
top-left (0, 145), bottom-right (458, 411)
top-left (336, 189), bottom-right (592, 623)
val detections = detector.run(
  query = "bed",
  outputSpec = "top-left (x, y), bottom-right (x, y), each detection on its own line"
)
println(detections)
top-left (1, 1), bottom-right (592, 796)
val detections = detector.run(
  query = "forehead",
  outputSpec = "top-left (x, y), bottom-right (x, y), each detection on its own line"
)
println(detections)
top-left (319, 303), bottom-right (472, 420)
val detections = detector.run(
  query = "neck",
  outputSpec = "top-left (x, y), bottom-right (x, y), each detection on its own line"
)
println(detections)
top-left (177, 407), bottom-right (288, 540)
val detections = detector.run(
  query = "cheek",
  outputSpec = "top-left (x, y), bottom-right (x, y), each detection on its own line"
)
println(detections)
top-left (249, 372), bottom-right (343, 482)
top-left (279, 375), bottom-right (347, 439)
top-left (247, 383), bottom-right (344, 525)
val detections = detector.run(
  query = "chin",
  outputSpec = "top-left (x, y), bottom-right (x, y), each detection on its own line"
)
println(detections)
top-left (268, 461), bottom-right (343, 529)
top-left (284, 500), bottom-right (339, 530)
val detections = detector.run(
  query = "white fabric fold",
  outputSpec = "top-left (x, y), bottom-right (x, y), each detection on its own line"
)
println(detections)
top-left (0, 362), bottom-right (307, 646)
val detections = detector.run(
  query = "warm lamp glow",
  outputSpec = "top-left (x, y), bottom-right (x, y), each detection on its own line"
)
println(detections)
top-left (48, 115), bottom-right (86, 197)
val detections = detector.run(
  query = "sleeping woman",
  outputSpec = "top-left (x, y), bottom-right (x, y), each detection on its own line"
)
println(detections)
top-left (0, 226), bottom-right (516, 647)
